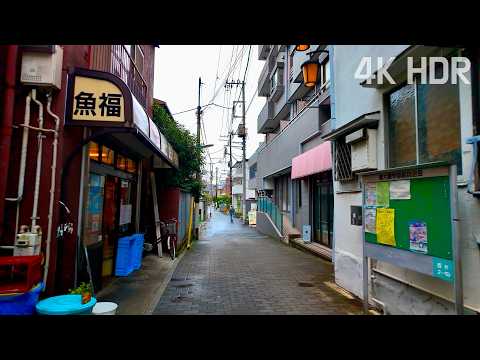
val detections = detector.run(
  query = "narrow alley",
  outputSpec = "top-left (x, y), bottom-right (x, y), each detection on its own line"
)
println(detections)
top-left (153, 211), bottom-right (363, 315)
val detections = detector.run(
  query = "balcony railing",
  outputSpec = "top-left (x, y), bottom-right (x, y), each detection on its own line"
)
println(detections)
top-left (90, 45), bottom-right (148, 110)
top-left (257, 196), bottom-right (283, 234)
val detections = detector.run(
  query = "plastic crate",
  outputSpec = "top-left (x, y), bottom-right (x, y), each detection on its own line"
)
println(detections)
top-left (0, 255), bottom-right (43, 294)
top-left (115, 236), bottom-right (134, 276)
top-left (0, 282), bottom-right (43, 315)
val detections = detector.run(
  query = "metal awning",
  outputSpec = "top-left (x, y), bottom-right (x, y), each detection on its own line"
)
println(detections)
top-left (322, 111), bottom-right (380, 141)
top-left (291, 141), bottom-right (332, 180)
top-left (360, 46), bottom-right (460, 89)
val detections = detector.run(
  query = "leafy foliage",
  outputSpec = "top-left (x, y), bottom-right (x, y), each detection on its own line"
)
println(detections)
top-left (215, 194), bottom-right (231, 207)
top-left (152, 103), bottom-right (204, 198)
top-left (69, 282), bottom-right (92, 295)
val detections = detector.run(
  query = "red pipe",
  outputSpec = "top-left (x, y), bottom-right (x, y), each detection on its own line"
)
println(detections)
top-left (0, 45), bottom-right (19, 240)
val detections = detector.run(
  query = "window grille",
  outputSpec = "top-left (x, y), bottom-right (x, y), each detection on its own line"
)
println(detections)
top-left (335, 137), bottom-right (355, 182)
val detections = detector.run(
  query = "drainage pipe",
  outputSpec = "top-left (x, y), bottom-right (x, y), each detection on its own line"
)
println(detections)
top-left (30, 89), bottom-right (44, 229)
top-left (5, 91), bottom-right (32, 237)
top-left (44, 93), bottom-right (60, 287)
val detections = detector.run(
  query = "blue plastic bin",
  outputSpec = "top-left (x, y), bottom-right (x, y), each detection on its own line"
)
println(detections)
top-left (36, 294), bottom-right (96, 315)
top-left (131, 234), bottom-right (145, 270)
top-left (0, 282), bottom-right (43, 315)
top-left (115, 235), bottom-right (134, 276)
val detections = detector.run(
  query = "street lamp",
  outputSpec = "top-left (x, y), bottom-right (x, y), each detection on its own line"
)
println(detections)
top-left (295, 45), bottom-right (310, 52)
top-left (300, 48), bottom-right (329, 88)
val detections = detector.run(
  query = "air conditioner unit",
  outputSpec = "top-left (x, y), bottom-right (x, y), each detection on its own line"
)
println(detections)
top-left (20, 45), bottom-right (63, 89)
top-left (350, 128), bottom-right (377, 172)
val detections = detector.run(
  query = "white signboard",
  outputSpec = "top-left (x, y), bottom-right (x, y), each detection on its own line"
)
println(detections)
top-left (119, 204), bottom-right (132, 225)
top-left (303, 225), bottom-right (311, 243)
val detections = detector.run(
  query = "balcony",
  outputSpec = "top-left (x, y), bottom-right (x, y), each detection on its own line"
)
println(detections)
top-left (258, 45), bottom-right (271, 60)
top-left (258, 61), bottom-right (270, 97)
top-left (90, 45), bottom-right (148, 110)
top-left (257, 101), bottom-right (274, 133)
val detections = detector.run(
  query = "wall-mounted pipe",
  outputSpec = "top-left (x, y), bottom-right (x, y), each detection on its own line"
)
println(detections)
top-left (44, 93), bottom-right (60, 287)
top-left (5, 91), bottom-right (32, 237)
top-left (30, 89), bottom-right (44, 229)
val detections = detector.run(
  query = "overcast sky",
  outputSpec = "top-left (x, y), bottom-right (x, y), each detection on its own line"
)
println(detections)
top-left (153, 45), bottom-right (265, 182)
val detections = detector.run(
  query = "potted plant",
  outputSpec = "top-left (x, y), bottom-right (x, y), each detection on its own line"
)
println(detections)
top-left (69, 282), bottom-right (93, 304)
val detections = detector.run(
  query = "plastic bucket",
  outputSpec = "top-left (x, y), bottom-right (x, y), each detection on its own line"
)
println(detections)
top-left (92, 302), bottom-right (118, 315)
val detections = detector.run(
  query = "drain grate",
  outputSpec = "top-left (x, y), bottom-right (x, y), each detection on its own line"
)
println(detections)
top-left (298, 282), bottom-right (314, 287)
top-left (173, 283), bottom-right (193, 288)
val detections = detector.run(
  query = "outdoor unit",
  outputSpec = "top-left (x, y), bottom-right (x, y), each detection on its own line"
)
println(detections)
top-left (347, 128), bottom-right (377, 172)
top-left (20, 45), bottom-right (63, 89)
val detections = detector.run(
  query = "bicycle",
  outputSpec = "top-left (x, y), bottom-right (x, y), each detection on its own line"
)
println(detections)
top-left (160, 218), bottom-right (177, 260)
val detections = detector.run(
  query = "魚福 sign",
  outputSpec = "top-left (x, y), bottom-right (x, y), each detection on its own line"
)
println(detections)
top-left (66, 68), bottom-right (132, 127)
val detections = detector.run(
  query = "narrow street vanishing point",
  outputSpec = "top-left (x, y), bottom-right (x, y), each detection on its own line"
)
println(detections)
top-left (153, 211), bottom-right (363, 315)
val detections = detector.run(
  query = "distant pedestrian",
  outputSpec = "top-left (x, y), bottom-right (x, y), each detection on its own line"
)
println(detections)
top-left (229, 205), bottom-right (235, 223)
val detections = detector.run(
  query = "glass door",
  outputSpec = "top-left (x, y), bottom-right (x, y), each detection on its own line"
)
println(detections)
top-left (313, 172), bottom-right (333, 248)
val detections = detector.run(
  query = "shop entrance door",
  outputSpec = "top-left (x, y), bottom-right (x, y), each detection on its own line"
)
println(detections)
top-left (312, 171), bottom-right (333, 248)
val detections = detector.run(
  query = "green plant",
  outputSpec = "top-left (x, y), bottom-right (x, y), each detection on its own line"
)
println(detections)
top-left (152, 102), bottom-right (205, 199)
top-left (69, 282), bottom-right (92, 295)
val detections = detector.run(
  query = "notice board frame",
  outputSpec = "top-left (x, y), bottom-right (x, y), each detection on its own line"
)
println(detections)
top-left (359, 162), bottom-right (463, 314)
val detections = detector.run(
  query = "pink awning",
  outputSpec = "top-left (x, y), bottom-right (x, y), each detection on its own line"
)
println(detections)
top-left (291, 141), bottom-right (332, 180)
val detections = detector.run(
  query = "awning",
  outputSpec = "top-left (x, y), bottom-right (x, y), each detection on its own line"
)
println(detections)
top-left (291, 141), bottom-right (332, 180)
top-left (65, 67), bottom-right (179, 169)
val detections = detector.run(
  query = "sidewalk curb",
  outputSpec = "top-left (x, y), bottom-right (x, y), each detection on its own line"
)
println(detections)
top-left (144, 250), bottom-right (186, 315)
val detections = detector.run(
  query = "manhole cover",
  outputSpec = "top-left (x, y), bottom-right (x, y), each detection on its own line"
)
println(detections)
top-left (298, 282), bottom-right (314, 287)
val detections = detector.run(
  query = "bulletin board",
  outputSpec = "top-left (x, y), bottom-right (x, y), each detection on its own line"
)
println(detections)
top-left (364, 176), bottom-right (452, 260)
top-left (359, 162), bottom-right (463, 314)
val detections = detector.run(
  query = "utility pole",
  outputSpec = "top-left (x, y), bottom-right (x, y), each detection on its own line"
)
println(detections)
top-left (241, 81), bottom-right (247, 224)
top-left (215, 166), bottom-right (218, 207)
top-left (225, 79), bottom-right (247, 223)
top-left (229, 131), bottom-right (233, 206)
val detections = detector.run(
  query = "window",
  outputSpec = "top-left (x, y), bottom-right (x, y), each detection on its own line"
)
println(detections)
top-left (387, 63), bottom-right (462, 173)
top-left (270, 68), bottom-right (278, 94)
top-left (249, 163), bottom-right (257, 179)
top-left (335, 137), bottom-right (355, 182)
top-left (321, 58), bottom-right (330, 88)
top-left (126, 158), bottom-right (137, 173)
top-left (132, 45), bottom-right (144, 75)
top-left (88, 142), bottom-right (100, 162)
top-left (101, 145), bottom-right (114, 165)
top-left (116, 153), bottom-right (127, 171)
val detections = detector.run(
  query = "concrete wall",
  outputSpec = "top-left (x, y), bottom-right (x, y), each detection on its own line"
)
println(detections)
top-left (256, 211), bottom-right (283, 242)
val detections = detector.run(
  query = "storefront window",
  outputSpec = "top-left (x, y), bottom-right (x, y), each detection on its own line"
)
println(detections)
top-left (101, 145), bottom-right (114, 165)
top-left (83, 173), bottom-right (105, 246)
top-left (116, 153), bottom-right (127, 171)
top-left (88, 142), bottom-right (100, 162)
top-left (126, 158), bottom-right (137, 173)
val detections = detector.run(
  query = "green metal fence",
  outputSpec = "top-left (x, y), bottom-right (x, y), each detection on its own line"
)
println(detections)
top-left (257, 197), bottom-right (283, 234)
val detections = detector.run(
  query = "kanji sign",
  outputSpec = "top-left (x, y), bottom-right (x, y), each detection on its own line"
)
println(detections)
top-left (71, 75), bottom-right (125, 123)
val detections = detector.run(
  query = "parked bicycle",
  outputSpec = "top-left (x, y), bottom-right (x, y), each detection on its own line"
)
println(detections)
top-left (160, 218), bottom-right (177, 260)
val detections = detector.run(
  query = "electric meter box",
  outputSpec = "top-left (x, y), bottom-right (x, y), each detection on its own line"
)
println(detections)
top-left (348, 128), bottom-right (377, 172)
top-left (14, 232), bottom-right (42, 256)
top-left (20, 45), bottom-right (63, 89)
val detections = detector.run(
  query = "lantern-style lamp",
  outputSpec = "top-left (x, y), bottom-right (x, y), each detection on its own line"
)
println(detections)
top-left (300, 48), bottom-right (329, 87)
top-left (301, 59), bottom-right (319, 87)
top-left (295, 45), bottom-right (310, 52)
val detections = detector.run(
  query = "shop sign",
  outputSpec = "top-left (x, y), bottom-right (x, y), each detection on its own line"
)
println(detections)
top-left (66, 68), bottom-right (132, 127)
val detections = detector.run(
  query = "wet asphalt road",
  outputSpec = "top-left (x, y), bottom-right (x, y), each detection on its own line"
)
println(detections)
top-left (152, 210), bottom-right (364, 315)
